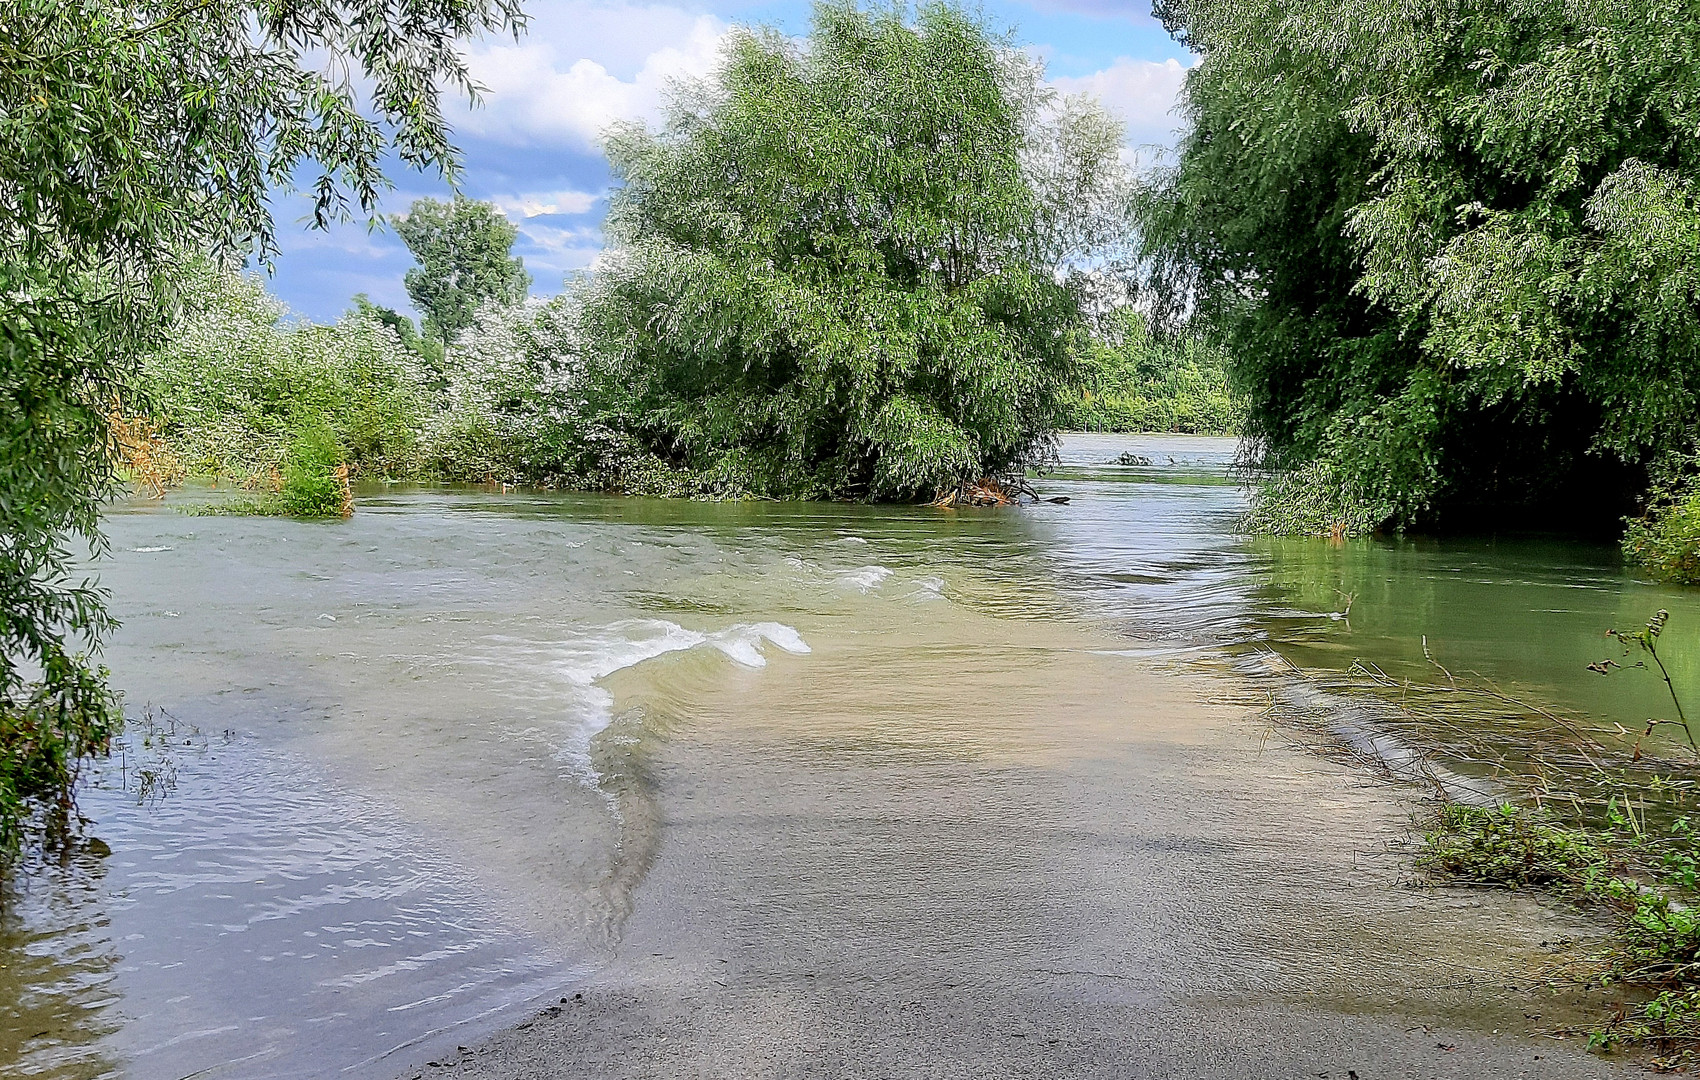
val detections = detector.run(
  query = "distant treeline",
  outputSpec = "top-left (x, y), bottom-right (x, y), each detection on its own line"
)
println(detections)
top-left (1059, 311), bottom-right (1238, 436)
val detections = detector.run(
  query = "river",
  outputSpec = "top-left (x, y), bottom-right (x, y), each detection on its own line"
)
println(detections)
top-left (3, 432), bottom-right (1692, 1078)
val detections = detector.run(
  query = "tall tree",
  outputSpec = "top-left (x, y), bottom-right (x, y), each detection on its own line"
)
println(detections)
top-left (394, 196), bottom-right (531, 345)
top-left (1142, 0), bottom-right (1700, 533)
top-left (0, 0), bottom-right (523, 858)
top-left (579, 1), bottom-right (1130, 500)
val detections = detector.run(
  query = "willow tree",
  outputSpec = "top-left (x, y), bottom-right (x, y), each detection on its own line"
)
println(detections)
top-left (1143, 0), bottom-right (1700, 534)
top-left (0, 0), bottom-right (523, 857)
top-left (579, 1), bottom-right (1129, 501)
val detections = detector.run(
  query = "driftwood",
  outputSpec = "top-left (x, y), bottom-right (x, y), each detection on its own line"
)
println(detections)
top-left (930, 476), bottom-right (1064, 507)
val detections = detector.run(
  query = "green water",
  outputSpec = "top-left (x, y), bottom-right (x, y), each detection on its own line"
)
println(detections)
top-left (1252, 533), bottom-right (1697, 726)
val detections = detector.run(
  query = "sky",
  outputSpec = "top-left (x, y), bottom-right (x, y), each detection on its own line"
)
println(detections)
top-left (267, 0), bottom-right (1192, 322)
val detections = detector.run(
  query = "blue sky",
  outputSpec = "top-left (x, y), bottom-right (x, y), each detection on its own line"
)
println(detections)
top-left (268, 0), bottom-right (1191, 322)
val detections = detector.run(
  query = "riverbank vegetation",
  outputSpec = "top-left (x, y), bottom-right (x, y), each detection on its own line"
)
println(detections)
top-left (1059, 311), bottom-right (1238, 436)
top-left (1422, 802), bottom-right (1700, 1065)
top-left (0, 0), bottom-right (523, 864)
top-left (1341, 610), bottom-right (1700, 1064)
top-left (1141, 0), bottom-right (1700, 563)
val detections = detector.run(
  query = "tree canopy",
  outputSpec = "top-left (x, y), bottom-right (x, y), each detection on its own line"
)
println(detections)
top-left (0, 0), bottom-right (522, 855)
top-left (1142, 0), bottom-right (1700, 533)
top-left (578, 1), bottom-right (1130, 500)
top-left (394, 195), bottom-right (531, 345)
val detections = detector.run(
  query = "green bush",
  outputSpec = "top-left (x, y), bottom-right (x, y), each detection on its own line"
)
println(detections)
top-left (186, 424), bottom-right (351, 520)
top-left (575, 4), bottom-right (1130, 501)
top-left (279, 425), bottom-right (350, 518)
top-left (142, 265), bottom-right (429, 483)
top-left (1419, 803), bottom-right (1618, 892)
top-left (1624, 470), bottom-right (1700, 584)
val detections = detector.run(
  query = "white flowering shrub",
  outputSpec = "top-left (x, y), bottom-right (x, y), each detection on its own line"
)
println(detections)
top-left (425, 294), bottom-right (672, 489)
top-left (142, 267), bottom-right (675, 492)
top-left (142, 265), bottom-right (430, 480)
top-left (427, 295), bottom-right (580, 482)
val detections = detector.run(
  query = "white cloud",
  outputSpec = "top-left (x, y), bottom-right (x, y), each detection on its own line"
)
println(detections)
top-left (515, 221), bottom-right (605, 272)
top-left (492, 189), bottom-right (602, 217)
top-left (454, 2), bottom-right (727, 149)
top-left (1052, 56), bottom-right (1192, 147)
top-left (272, 220), bottom-right (405, 261)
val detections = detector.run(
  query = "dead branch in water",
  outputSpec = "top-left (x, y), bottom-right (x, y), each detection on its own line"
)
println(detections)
top-left (931, 476), bottom-right (1065, 507)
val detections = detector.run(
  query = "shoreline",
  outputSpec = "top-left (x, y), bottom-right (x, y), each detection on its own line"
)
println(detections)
top-left (404, 606), bottom-right (1633, 1079)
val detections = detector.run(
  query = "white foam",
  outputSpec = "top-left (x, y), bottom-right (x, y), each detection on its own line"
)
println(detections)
top-left (709, 622), bottom-right (812, 667)
top-left (910, 575), bottom-right (946, 602)
top-left (837, 565), bottom-right (894, 592)
top-left (539, 619), bottom-right (810, 774)
top-left (131, 545), bottom-right (174, 553)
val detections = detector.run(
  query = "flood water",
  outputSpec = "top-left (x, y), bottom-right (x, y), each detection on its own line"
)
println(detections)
top-left (5, 432), bottom-right (1699, 1078)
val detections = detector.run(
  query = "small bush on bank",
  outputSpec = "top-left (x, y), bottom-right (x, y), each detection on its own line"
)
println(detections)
top-left (1419, 803), bottom-right (1620, 891)
top-left (1624, 469), bottom-right (1700, 584)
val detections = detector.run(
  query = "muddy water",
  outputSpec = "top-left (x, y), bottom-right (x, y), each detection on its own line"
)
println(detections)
top-left (2, 432), bottom-right (1692, 1078)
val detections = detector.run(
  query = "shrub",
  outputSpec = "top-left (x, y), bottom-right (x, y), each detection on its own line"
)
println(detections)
top-left (141, 265), bottom-right (429, 483)
top-left (1241, 456), bottom-right (1395, 538)
top-left (577, 4), bottom-right (1130, 501)
top-left (0, 668), bottom-right (120, 860)
top-left (279, 425), bottom-right (352, 519)
top-left (425, 296), bottom-right (607, 486)
top-left (1624, 469), bottom-right (1700, 584)
top-left (1418, 803), bottom-right (1618, 892)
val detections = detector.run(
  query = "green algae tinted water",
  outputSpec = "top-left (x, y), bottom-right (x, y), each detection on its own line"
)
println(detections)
top-left (4, 432), bottom-right (1698, 1079)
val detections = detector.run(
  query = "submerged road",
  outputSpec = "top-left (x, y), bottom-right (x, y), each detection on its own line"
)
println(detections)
top-left (414, 614), bottom-right (1633, 1080)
